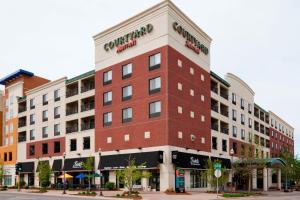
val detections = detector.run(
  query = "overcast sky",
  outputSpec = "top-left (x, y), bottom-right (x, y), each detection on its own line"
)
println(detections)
top-left (0, 0), bottom-right (299, 155)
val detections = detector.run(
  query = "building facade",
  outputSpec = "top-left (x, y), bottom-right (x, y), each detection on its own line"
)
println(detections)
top-left (0, 0), bottom-right (295, 192)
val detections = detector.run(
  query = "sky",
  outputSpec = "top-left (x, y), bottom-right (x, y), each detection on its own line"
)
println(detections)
top-left (0, 0), bottom-right (299, 155)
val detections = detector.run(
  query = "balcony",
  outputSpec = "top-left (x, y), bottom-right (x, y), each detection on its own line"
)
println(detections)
top-left (81, 97), bottom-right (95, 112)
top-left (18, 116), bottom-right (27, 128)
top-left (220, 121), bottom-right (229, 134)
top-left (211, 118), bottom-right (219, 131)
top-left (260, 124), bottom-right (265, 134)
top-left (66, 120), bottom-right (78, 134)
top-left (220, 86), bottom-right (229, 100)
top-left (66, 101), bottom-right (78, 116)
top-left (260, 111), bottom-right (265, 121)
top-left (18, 131), bottom-right (26, 142)
top-left (211, 99), bottom-right (218, 113)
top-left (220, 103), bottom-right (229, 117)
top-left (66, 83), bottom-right (79, 98)
top-left (265, 114), bottom-right (270, 124)
top-left (81, 116), bottom-right (95, 131)
top-left (254, 121), bottom-right (259, 132)
top-left (18, 101), bottom-right (27, 113)
top-left (81, 77), bottom-right (95, 93)
top-left (254, 107), bottom-right (259, 118)
top-left (265, 128), bottom-right (270, 136)
top-left (211, 80), bottom-right (218, 94)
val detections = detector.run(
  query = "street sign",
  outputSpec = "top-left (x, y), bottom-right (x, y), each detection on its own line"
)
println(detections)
top-left (214, 169), bottom-right (221, 178)
top-left (214, 163), bottom-right (221, 170)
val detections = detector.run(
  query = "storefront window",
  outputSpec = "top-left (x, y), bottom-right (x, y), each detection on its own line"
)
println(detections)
top-left (4, 175), bottom-right (12, 186)
top-left (190, 170), bottom-right (207, 188)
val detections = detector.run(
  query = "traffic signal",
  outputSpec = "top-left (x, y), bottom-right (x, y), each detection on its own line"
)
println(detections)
top-left (15, 163), bottom-right (22, 173)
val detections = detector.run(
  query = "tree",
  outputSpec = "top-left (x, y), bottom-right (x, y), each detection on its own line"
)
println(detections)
top-left (0, 159), bottom-right (4, 186)
top-left (202, 159), bottom-right (229, 192)
top-left (82, 156), bottom-right (94, 192)
top-left (37, 161), bottom-right (51, 190)
top-left (280, 150), bottom-right (298, 190)
top-left (116, 159), bottom-right (151, 196)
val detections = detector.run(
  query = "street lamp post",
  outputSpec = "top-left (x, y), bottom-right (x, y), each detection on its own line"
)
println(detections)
top-left (98, 148), bottom-right (103, 196)
top-left (63, 152), bottom-right (66, 195)
top-left (230, 148), bottom-right (235, 192)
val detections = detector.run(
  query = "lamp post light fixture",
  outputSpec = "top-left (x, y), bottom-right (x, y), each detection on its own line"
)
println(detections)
top-left (63, 152), bottom-right (66, 195)
top-left (98, 148), bottom-right (103, 196)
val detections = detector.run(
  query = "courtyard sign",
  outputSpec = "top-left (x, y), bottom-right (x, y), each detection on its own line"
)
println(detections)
top-left (172, 22), bottom-right (209, 55)
top-left (104, 24), bottom-right (154, 53)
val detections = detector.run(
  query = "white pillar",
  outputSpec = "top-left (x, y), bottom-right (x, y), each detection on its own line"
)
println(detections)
top-left (252, 169), bottom-right (257, 190)
top-left (34, 172), bottom-right (39, 187)
top-left (160, 149), bottom-right (175, 192)
top-left (141, 170), bottom-right (149, 191)
top-left (278, 169), bottom-right (281, 190)
top-left (268, 168), bottom-right (272, 188)
top-left (263, 168), bottom-right (268, 191)
top-left (184, 170), bottom-right (190, 191)
top-left (109, 171), bottom-right (116, 184)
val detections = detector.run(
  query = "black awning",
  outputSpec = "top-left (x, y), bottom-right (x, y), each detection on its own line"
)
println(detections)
top-left (52, 159), bottom-right (62, 172)
top-left (211, 157), bottom-right (231, 169)
top-left (18, 162), bottom-right (34, 173)
top-left (99, 151), bottom-right (163, 170)
top-left (172, 151), bottom-right (209, 169)
top-left (36, 160), bottom-right (50, 172)
top-left (64, 157), bottom-right (94, 171)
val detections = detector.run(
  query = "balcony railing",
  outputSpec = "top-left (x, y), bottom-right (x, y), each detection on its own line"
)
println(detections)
top-left (211, 105), bottom-right (218, 113)
top-left (66, 89), bottom-right (79, 98)
top-left (81, 123), bottom-right (95, 131)
top-left (66, 108), bottom-right (78, 116)
top-left (18, 121), bottom-right (26, 128)
top-left (220, 92), bottom-right (229, 100)
top-left (221, 127), bottom-right (229, 134)
top-left (66, 126), bottom-right (78, 134)
top-left (81, 83), bottom-right (95, 93)
top-left (81, 102), bottom-right (95, 112)
top-left (220, 110), bottom-right (229, 117)
top-left (211, 87), bottom-right (218, 94)
top-left (211, 124), bottom-right (219, 131)
top-left (18, 107), bottom-right (27, 113)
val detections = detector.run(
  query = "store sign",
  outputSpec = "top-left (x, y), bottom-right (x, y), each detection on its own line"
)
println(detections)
top-left (104, 24), bottom-right (154, 53)
top-left (190, 157), bottom-right (200, 166)
top-left (172, 22), bottom-right (209, 55)
top-left (172, 151), bottom-right (208, 169)
top-left (72, 161), bottom-right (83, 169)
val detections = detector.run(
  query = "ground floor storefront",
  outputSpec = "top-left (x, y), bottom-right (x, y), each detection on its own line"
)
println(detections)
top-left (2, 165), bottom-right (16, 186)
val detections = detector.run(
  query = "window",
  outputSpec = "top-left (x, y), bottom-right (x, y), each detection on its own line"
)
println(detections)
top-left (232, 142), bottom-right (237, 154)
top-left (200, 74), bottom-right (205, 81)
top-left (248, 103), bottom-right (252, 114)
top-left (177, 106), bottom-right (182, 114)
top-left (190, 89), bottom-right (194, 96)
top-left (240, 98), bottom-right (245, 109)
top-left (122, 63), bottom-right (132, 79)
top-left (54, 141), bottom-right (60, 153)
top-left (54, 107), bottom-right (60, 118)
top-left (122, 107), bottom-right (132, 123)
top-left (149, 77), bottom-right (161, 94)
top-left (190, 111), bottom-right (194, 118)
top-left (103, 91), bottom-right (112, 105)
top-left (232, 93), bottom-right (236, 104)
top-left (42, 143), bottom-right (48, 154)
top-left (149, 53), bottom-right (161, 70)
top-left (233, 126), bottom-right (237, 137)
top-left (177, 59), bottom-right (182, 67)
top-left (122, 85), bottom-right (132, 101)
top-left (241, 114), bottom-right (245, 125)
top-left (4, 153), bottom-right (7, 161)
top-left (54, 124), bottom-right (60, 136)
top-left (201, 115), bottom-right (205, 122)
top-left (30, 98), bottom-right (35, 109)
top-left (212, 137), bottom-right (217, 150)
top-left (190, 170), bottom-right (207, 188)
top-left (103, 70), bottom-right (112, 85)
top-left (9, 152), bottom-right (12, 161)
top-left (29, 145), bottom-right (35, 156)
top-left (190, 67), bottom-right (194, 75)
top-left (124, 134), bottom-right (130, 141)
top-left (241, 129), bottom-right (245, 140)
top-left (42, 110), bottom-right (48, 122)
top-left (178, 131), bottom-right (183, 139)
top-left (70, 139), bottom-right (77, 151)
top-left (103, 112), bottom-right (112, 126)
top-left (149, 101), bottom-right (161, 118)
top-left (30, 129), bottom-right (35, 140)
top-left (232, 109), bottom-right (237, 121)
top-left (222, 140), bottom-right (227, 152)
top-left (201, 95), bottom-right (205, 102)
top-left (249, 118), bottom-right (253, 128)
top-left (107, 137), bottom-right (112, 143)
top-left (54, 89), bottom-right (60, 101)
top-left (42, 127), bottom-right (48, 138)
top-left (83, 137), bottom-right (90, 150)
top-left (42, 94), bottom-right (48, 105)
top-left (177, 83), bottom-right (182, 91)
top-left (30, 114), bottom-right (35, 125)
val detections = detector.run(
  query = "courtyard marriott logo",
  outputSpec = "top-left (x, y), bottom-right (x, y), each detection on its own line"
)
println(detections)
top-left (172, 22), bottom-right (209, 55)
top-left (104, 24), bottom-right (153, 53)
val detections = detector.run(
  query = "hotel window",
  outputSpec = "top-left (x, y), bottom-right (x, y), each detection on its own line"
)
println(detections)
top-left (248, 103), bottom-right (252, 114)
top-left (177, 82), bottom-right (182, 91)
top-left (241, 129), bottom-right (245, 140)
top-left (240, 98), bottom-right (245, 109)
top-left (201, 115), bottom-right (205, 122)
top-left (149, 101), bottom-right (161, 118)
top-left (144, 131), bottom-right (151, 139)
top-left (232, 93), bottom-right (236, 104)
top-left (233, 126), bottom-right (237, 137)
top-left (271, 119), bottom-right (274, 127)
top-left (149, 53), bottom-right (161, 70)
top-left (190, 111), bottom-right (194, 118)
top-left (83, 137), bottom-right (90, 150)
top-left (149, 77), bottom-right (161, 94)
top-left (29, 145), bottom-right (35, 156)
top-left (30, 129), bottom-right (35, 140)
top-left (178, 131), bottom-right (183, 139)
top-left (103, 70), bottom-right (112, 85)
top-left (107, 137), bottom-right (112, 143)
top-left (54, 106), bottom-right (60, 119)
top-left (42, 143), bottom-right (48, 155)
top-left (54, 89), bottom-right (60, 101)
top-left (42, 126), bottom-right (48, 138)
top-left (177, 106), bottom-right (183, 114)
top-left (42, 110), bottom-right (48, 122)
top-left (222, 139), bottom-right (227, 152)
top-left (232, 142), bottom-right (237, 154)
top-left (4, 153), bottom-right (7, 161)
top-left (190, 89), bottom-right (194, 96)
top-left (190, 67), bottom-right (194, 75)
top-left (70, 139), bottom-right (77, 151)
top-left (232, 109), bottom-right (237, 121)
top-left (122, 85), bottom-right (132, 101)
top-left (201, 137), bottom-right (205, 144)
top-left (30, 98), bottom-right (35, 109)
top-left (241, 145), bottom-right (245, 156)
top-left (30, 114), bottom-right (35, 125)
top-left (42, 94), bottom-right (48, 105)
top-left (212, 137), bottom-right (217, 150)
top-left (190, 170), bottom-right (207, 188)
top-left (177, 59), bottom-right (182, 67)
top-left (241, 114), bottom-right (245, 125)
top-left (200, 74), bottom-right (205, 81)
top-left (122, 107), bottom-right (132, 123)
top-left (201, 95), bottom-right (205, 102)
top-left (9, 152), bottom-right (12, 161)
top-left (122, 63), bottom-right (132, 79)
top-left (54, 141), bottom-right (60, 153)
top-left (249, 118), bottom-right (253, 128)
top-left (103, 112), bottom-right (112, 127)
top-left (54, 124), bottom-right (60, 136)
top-left (124, 134), bottom-right (130, 142)
top-left (103, 91), bottom-right (112, 105)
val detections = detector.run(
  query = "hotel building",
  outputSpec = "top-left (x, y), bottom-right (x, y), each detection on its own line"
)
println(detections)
top-left (0, 0), bottom-right (295, 192)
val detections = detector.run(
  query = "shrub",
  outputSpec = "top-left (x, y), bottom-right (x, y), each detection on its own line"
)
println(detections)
top-left (105, 182), bottom-right (115, 190)
top-left (39, 188), bottom-right (47, 193)
top-left (20, 181), bottom-right (26, 187)
top-left (116, 194), bottom-right (121, 197)
top-left (41, 180), bottom-right (50, 188)
top-left (91, 191), bottom-right (96, 195)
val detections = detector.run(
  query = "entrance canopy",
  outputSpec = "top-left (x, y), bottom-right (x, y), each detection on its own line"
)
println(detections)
top-left (234, 157), bottom-right (286, 168)
top-left (52, 159), bottom-right (62, 172)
